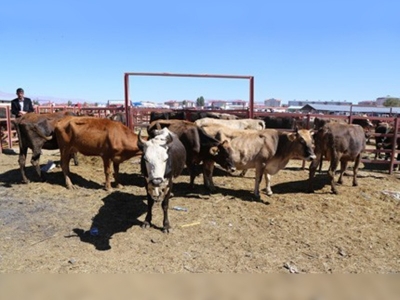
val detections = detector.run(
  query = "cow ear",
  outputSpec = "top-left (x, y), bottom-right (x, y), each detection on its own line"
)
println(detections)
top-left (221, 140), bottom-right (229, 147)
top-left (210, 146), bottom-right (219, 156)
top-left (288, 132), bottom-right (297, 142)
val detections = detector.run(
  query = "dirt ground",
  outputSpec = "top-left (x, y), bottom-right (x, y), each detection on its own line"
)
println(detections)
top-left (0, 148), bottom-right (399, 273)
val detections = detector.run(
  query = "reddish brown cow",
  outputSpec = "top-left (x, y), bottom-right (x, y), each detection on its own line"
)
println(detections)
top-left (55, 116), bottom-right (142, 190)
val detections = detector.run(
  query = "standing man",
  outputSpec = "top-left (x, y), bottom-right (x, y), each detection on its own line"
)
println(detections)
top-left (11, 88), bottom-right (34, 117)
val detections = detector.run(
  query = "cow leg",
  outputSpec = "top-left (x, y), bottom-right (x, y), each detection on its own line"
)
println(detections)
top-left (113, 162), bottom-right (122, 188)
top-left (239, 169), bottom-right (248, 177)
top-left (264, 172), bottom-right (273, 196)
top-left (18, 146), bottom-right (29, 183)
top-left (30, 148), bottom-right (43, 181)
top-left (72, 152), bottom-right (79, 166)
top-left (189, 164), bottom-right (197, 189)
top-left (329, 156), bottom-right (340, 194)
top-left (102, 157), bottom-right (112, 191)
top-left (308, 154), bottom-right (321, 193)
top-left (60, 148), bottom-right (75, 189)
top-left (337, 159), bottom-right (348, 185)
top-left (203, 160), bottom-right (216, 192)
top-left (353, 154), bottom-right (361, 186)
top-left (143, 194), bottom-right (154, 229)
top-left (318, 156), bottom-right (323, 173)
top-left (254, 165), bottom-right (265, 200)
top-left (161, 184), bottom-right (171, 233)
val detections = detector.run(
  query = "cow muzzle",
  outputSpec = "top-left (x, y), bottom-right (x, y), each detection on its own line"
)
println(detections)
top-left (148, 180), bottom-right (170, 202)
top-left (151, 177), bottom-right (164, 187)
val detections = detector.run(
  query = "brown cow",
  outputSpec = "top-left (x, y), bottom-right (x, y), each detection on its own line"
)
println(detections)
top-left (55, 116), bottom-right (142, 190)
top-left (202, 126), bottom-right (316, 199)
top-left (309, 123), bottom-right (366, 194)
top-left (13, 111), bottom-right (78, 183)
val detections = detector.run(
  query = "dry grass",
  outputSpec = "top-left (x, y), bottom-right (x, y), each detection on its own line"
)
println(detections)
top-left (0, 149), bottom-right (399, 273)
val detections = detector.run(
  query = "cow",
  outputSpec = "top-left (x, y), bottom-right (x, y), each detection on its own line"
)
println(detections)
top-left (262, 116), bottom-right (299, 129)
top-left (147, 119), bottom-right (235, 191)
top-left (55, 116), bottom-right (142, 190)
top-left (195, 117), bottom-right (265, 130)
top-left (149, 111), bottom-right (186, 123)
top-left (138, 128), bottom-right (186, 233)
top-left (374, 122), bottom-right (391, 159)
top-left (308, 122), bottom-right (366, 194)
top-left (13, 111), bottom-right (78, 183)
top-left (202, 126), bottom-right (316, 199)
top-left (189, 111), bottom-right (239, 122)
top-left (107, 112), bottom-right (126, 125)
top-left (376, 125), bottom-right (400, 166)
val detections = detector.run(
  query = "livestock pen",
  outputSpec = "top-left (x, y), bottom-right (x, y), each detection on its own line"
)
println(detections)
top-left (1, 105), bottom-right (400, 174)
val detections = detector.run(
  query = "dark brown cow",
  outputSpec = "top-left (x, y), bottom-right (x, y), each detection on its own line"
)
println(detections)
top-left (55, 116), bottom-right (142, 190)
top-left (147, 119), bottom-right (235, 191)
top-left (13, 111), bottom-right (78, 183)
top-left (309, 123), bottom-right (366, 194)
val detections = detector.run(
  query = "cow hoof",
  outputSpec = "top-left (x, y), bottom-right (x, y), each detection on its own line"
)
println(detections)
top-left (337, 180), bottom-right (343, 185)
top-left (116, 184), bottom-right (123, 189)
top-left (332, 190), bottom-right (339, 195)
top-left (142, 222), bottom-right (151, 229)
top-left (22, 179), bottom-right (30, 184)
top-left (162, 228), bottom-right (170, 234)
top-left (66, 184), bottom-right (77, 190)
top-left (353, 183), bottom-right (358, 187)
top-left (266, 190), bottom-right (273, 196)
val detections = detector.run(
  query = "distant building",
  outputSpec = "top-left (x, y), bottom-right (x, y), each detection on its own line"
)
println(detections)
top-left (288, 100), bottom-right (352, 107)
top-left (164, 100), bottom-right (195, 108)
top-left (376, 97), bottom-right (388, 106)
top-left (205, 99), bottom-right (247, 110)
top-left (357, 100), bottom-right (376, 106)
top-left (264, 98), bottom-right (281, 107)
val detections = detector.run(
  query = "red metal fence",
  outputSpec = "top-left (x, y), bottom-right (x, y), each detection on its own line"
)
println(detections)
top-left (1, 106), bottom-right (399, 174)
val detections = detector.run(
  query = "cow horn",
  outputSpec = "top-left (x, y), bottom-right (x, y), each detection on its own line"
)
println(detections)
top-left (138, 130), bottom-right (146, 148)
top-left (156, 122), bottom-right (162, 130)
top-left (166, 133), bottom-right (173, 144)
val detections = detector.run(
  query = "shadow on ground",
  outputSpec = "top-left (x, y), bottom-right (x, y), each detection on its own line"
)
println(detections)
top-left (69, 191), bottom-right (147, 251)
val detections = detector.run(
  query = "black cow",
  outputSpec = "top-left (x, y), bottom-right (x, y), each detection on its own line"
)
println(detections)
top-left (262, 116), bottom-right (298, 129)
top-left (149, 111), bottom-right (186, 123)
top-left (138, 128), bottom-right (186, 233)
top-left (14, 112), bottom-right (78, 183)
top-left (147, 119), bottom-right (235, 191)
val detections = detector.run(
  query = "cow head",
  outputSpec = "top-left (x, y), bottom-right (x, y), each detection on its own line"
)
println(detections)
top-left (139, 128), bottom-right (174, 202)
top-left (289, 128), bottom-right (316, 161)
top-left (210, 140), bottom-right (236, 173)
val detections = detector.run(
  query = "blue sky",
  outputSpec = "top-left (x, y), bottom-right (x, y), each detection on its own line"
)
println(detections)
top-left (1, 0), bottom-right (399, 104)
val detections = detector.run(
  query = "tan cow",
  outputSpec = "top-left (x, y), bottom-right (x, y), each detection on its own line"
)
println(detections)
top-left (202, 126), bottom-right (316, 199)
top-left (55, 116), bottom-right (142, 190)
top-left (195, 117), bottom-right (265, 130)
